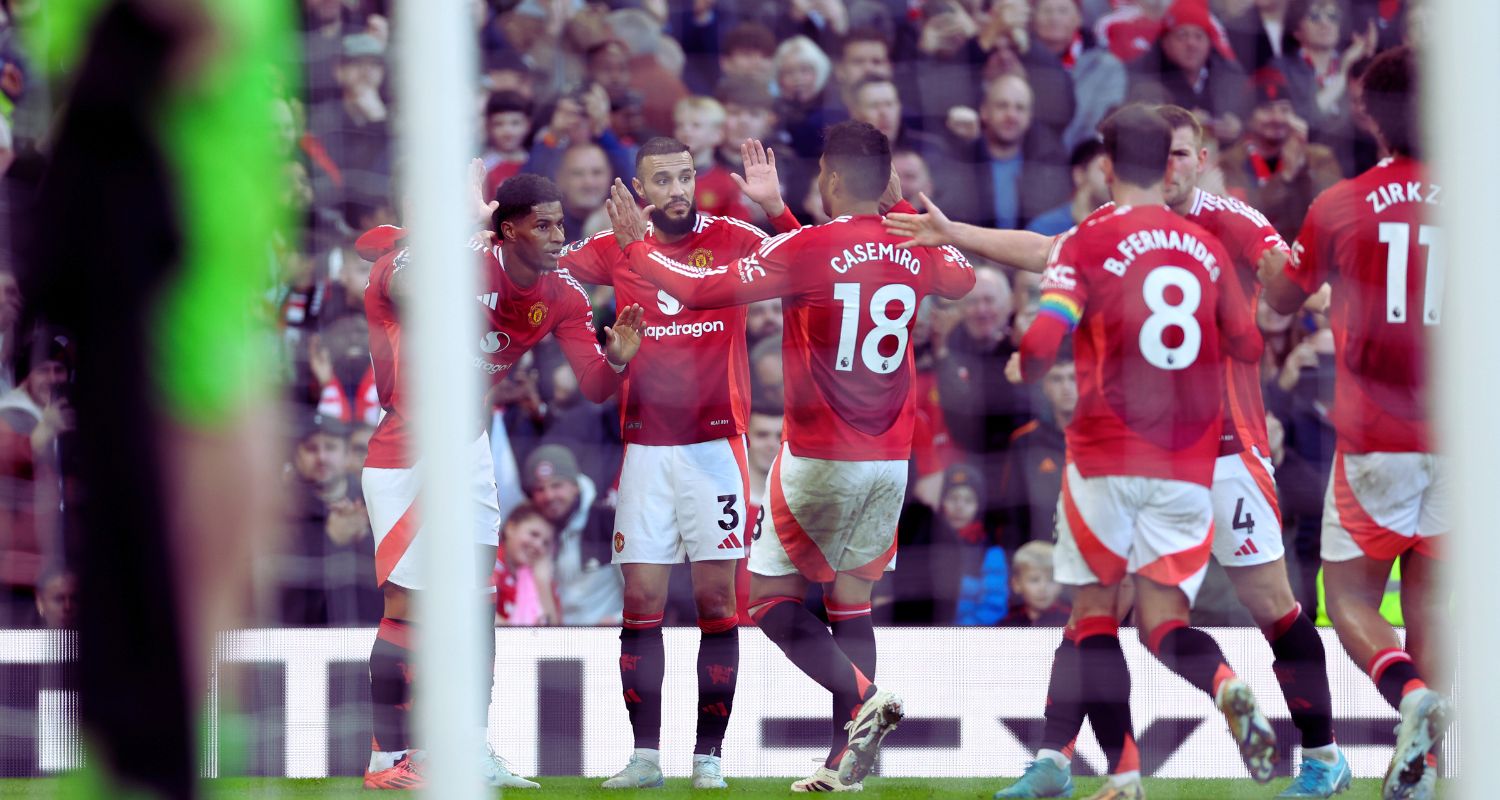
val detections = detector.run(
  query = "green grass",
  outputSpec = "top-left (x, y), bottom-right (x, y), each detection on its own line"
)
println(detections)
top-left (0, 777), bottom-right (1451, 798)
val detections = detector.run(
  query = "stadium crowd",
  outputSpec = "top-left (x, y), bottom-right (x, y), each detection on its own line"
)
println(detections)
top-left (0, 0), bottom-right (1426, 631)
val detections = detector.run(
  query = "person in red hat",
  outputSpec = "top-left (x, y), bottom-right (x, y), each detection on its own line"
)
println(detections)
top-left (1126, 0), bottom-right (1253, 141)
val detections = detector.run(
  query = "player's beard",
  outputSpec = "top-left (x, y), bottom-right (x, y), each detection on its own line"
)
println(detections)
top-left (651, 201), bottom-right (697, 236)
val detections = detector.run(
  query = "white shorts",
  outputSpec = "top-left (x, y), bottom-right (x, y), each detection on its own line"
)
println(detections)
top-left (612, 437), bottom-right (751, 564)
top-left (749, 443), bottom-right (904, 583)
top-left (1210, 449), bottom-right (1285, 568)
top-left (1053, 463), bottom-right (1214, 604)
top-left (362, 433), bottom-right (501, 591)
top-left (1321, 451), bottom-right (1447, 563)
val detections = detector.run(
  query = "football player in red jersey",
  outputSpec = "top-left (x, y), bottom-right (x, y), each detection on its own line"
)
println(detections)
top-left (1259, 47), bottom-right (1450, 800)
top-left (606, 120), bottom-right (976, 791)
top-left (891, 105), bottom-right (1350, 798)
top-left (1006, 105), bottom-right (1273, 800)
top-left (558, 137), bottom-right (798, 790)
top-left (359, 170), bottom-right (643, 790)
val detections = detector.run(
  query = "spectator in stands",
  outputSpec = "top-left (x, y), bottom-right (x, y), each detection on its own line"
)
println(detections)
top-left (998, 347), bottom-right (1074, 551)
top-left (346, 424), bottom-right (372, 482)
top-left (675, 96), bottom-right (752, 220)
top-left (891, 148), bottom-right (936, 209)
top-left (481, 49), bottom-right (538, 102)
top-left (1128, 1), bottom-right (1252, 142)
top-left (718, 22), bottom-right (780, 95)
top-left (1031, 0), bottom-right (1129, 149)
top-left (998, 541), bottom-right (1070, 626)
top-left (526, 85), bottom-right (633, 191)
top-left (301, 0), bottom-right (370, 110)
top-left (749, 335), bottom-right (783, 411)
top-left (308, 33), bottom-right (392, 206)
top-left (1226, 0), bottom-right (1299, 72)
top-left (276, 410), bottom-right (379, 626)
top-left (0, 330), bottom-right (70, 626)
top-left (1025, 138), bottom-right (1110, 235)
top-left (1221, 73), bottom-right (1342, 238)
top-left (848, 77), bottom-right (950, 177)
top-left (522, 444), bottom-right (622, 626)
top-left (1273, 0), bottom-right (1378, 175)
top-left (0, 269), bottom-right (18, 394)
top-left (607, 8), bottom-right (690, 138)
top-left (773, 35), bottom-right (840, 187)
top-left (745, 404), bottom-right (782, 510)
top-left (33, 565), bottom-right (78, 629)
top-left (553, 141), bottom-right (615, 238)
top-left (938, 74), bottom-right (1071, 229)
top-left (714, 79), bottom-right (788, 226)
top-left (942, 465), bottom-right (1011, 626)
top-left (494, 503), bottom-right (562, 626)
top-left (934, 267), bottom-right (1030, 525)
top-left (480, 91), bottom-right (534, 200)
top-left (833, 28), bottom-right (895, 114)
top-left (745, 299), bottom-right (783, 351)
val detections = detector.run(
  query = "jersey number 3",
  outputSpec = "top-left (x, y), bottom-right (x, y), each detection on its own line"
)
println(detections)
top-left (833, 283), bottom-right (917, 374)
top-left (1140, 266), bottom-right (1202, 370)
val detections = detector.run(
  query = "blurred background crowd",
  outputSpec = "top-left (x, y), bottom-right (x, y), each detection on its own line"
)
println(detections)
top-left (0, 0), bottom-right (1427, 631)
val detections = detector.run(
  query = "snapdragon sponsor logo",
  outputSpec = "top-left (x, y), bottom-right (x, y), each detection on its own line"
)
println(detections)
top-left (643, 319), bottom-right (725, 340)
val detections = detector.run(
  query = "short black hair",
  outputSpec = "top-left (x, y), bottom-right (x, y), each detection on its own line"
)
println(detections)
top-left (1360, 45), bottom-right (1419, 158)
top-left (839, 27), bottom-right (889, 60)
top-left (492, 174), bottom-right (562, 231)
top-left (1099, 104), bottom-right (1172, 188)
top-left (723, 22), bottom-right (776, 56)
top-left (1068, 138), bottom-right (1106, 171)
top-left (634, 136), bottom-right (692, 172)
top-left (822, 120), bottom-right (891, 201)
top-left (485, 90), bottom-right (531, 118)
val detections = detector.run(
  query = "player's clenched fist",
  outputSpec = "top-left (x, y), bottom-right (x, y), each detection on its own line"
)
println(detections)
top-left (605, 303), bottom-right (645, 366)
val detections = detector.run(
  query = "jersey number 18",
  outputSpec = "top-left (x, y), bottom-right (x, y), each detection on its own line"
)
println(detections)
top-left (833, 283), bottom-right (917, 374)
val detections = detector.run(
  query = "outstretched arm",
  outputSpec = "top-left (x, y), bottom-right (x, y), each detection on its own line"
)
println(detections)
top-left (883, 193), bottom-right (1054, 273)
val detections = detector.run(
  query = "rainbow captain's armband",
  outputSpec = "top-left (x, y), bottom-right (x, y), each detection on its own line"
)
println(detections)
top-left (1037, 293), bottom-right (1083, 331)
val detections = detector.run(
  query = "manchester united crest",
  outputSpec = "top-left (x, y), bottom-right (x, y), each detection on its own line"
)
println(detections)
top-left (528, 301), bottom-right (548, 327)
top-left (688, 248), bottom-right (714, 270)
top-left (614, 531), bottom-right (625, 553)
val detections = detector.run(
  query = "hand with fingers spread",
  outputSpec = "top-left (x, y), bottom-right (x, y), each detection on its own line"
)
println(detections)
top-left (605, 303), bottom-right (645, 366)
top-left (731, 139), bottom-right (786, 217)
top-left (883, 192), bottom-right (954, 250)
top-left (604, 178), bottom-right (652, 249)
top-left (469, 157), bottom-right (499, 226)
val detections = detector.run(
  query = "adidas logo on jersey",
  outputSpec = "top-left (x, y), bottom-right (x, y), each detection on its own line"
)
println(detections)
top-left (477, 292), bottom-right (498, 310)
top-left (717, 532), bottom-right (743, 550)
top-left (1233, 539), bottom-right (1260, 558)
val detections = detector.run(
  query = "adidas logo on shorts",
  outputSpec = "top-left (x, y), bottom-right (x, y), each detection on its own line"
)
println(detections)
top-left (717, 533), bottom-right (743, 550)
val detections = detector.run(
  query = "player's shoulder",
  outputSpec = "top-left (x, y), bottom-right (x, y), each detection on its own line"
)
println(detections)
top-left (699, 212), bottom-right (772, 243)
top-left (543, 267), bottom-right (596, 310)
top-left (561, 229), bottom-right (618, 257)
top-left (1190, 189), bottom-right (1275, 232)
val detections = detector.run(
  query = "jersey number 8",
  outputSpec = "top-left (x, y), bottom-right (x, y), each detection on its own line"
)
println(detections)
top-left (1139, 266), bottom-right (1203, 370)
top-left (833, 283), bottom-right (917, 374)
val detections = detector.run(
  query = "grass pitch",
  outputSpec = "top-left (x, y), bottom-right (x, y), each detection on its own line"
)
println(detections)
top-left (0, 777), bottom-right (1450, 798)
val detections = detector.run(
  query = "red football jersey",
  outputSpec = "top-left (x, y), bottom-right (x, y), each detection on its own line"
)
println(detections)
top-left (1284, 156), bottom-right (1436, 454)
top-left (559, 209), bottom-right (798, 445)
top-left (364, 231), bottom-right (626, 469)
top-left (1079, 191), bottom-right (1286, 457)
top-left (1023, 205), bottom-right (1263, 486)
top-left (626, 212), bottom-right (976, 461)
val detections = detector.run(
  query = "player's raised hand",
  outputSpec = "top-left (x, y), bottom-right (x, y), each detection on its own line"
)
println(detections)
top-left (1004, 351), bottom-right (1024, 385)
top-left (731, 139), bottom-right (786, 217)
top-left (884, 192), bottom-right (954, 250)
top-left (605, 303), bottom-right (645, 366)
top-left (468, 157), bottom-right (499, 226)
top-left (605, 179), bottom-right (652, 249)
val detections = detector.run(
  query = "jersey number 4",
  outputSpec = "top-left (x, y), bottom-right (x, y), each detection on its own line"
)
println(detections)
top-left (1379, 222), bottom-right (1443, 325)
top-left (833, 283), bottom-right (917, 374)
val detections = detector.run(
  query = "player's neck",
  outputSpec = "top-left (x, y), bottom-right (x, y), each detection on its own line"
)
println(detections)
top-left (499, 244), bottom-right (543, 288)
top-left (1110, 182), bottom-right (1165, 209)
top-left (1168, 188), bottom-right (1196, 216)
top-left (829, 199), bottom-right (881, 217)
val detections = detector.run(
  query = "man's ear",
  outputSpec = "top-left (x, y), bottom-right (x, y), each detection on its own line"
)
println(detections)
top-left (499, 219), bottom-right (513, 242)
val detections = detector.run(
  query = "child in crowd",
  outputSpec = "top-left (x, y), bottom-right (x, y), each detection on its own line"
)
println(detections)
top-left (480, 90), bottom-right (533, 200)
top-left (673, 96), bottom-right (751, 220)
top-left (998, 541), bottom-right (1070, 627)
top-left (493, 503), bottom-right (561, 626)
